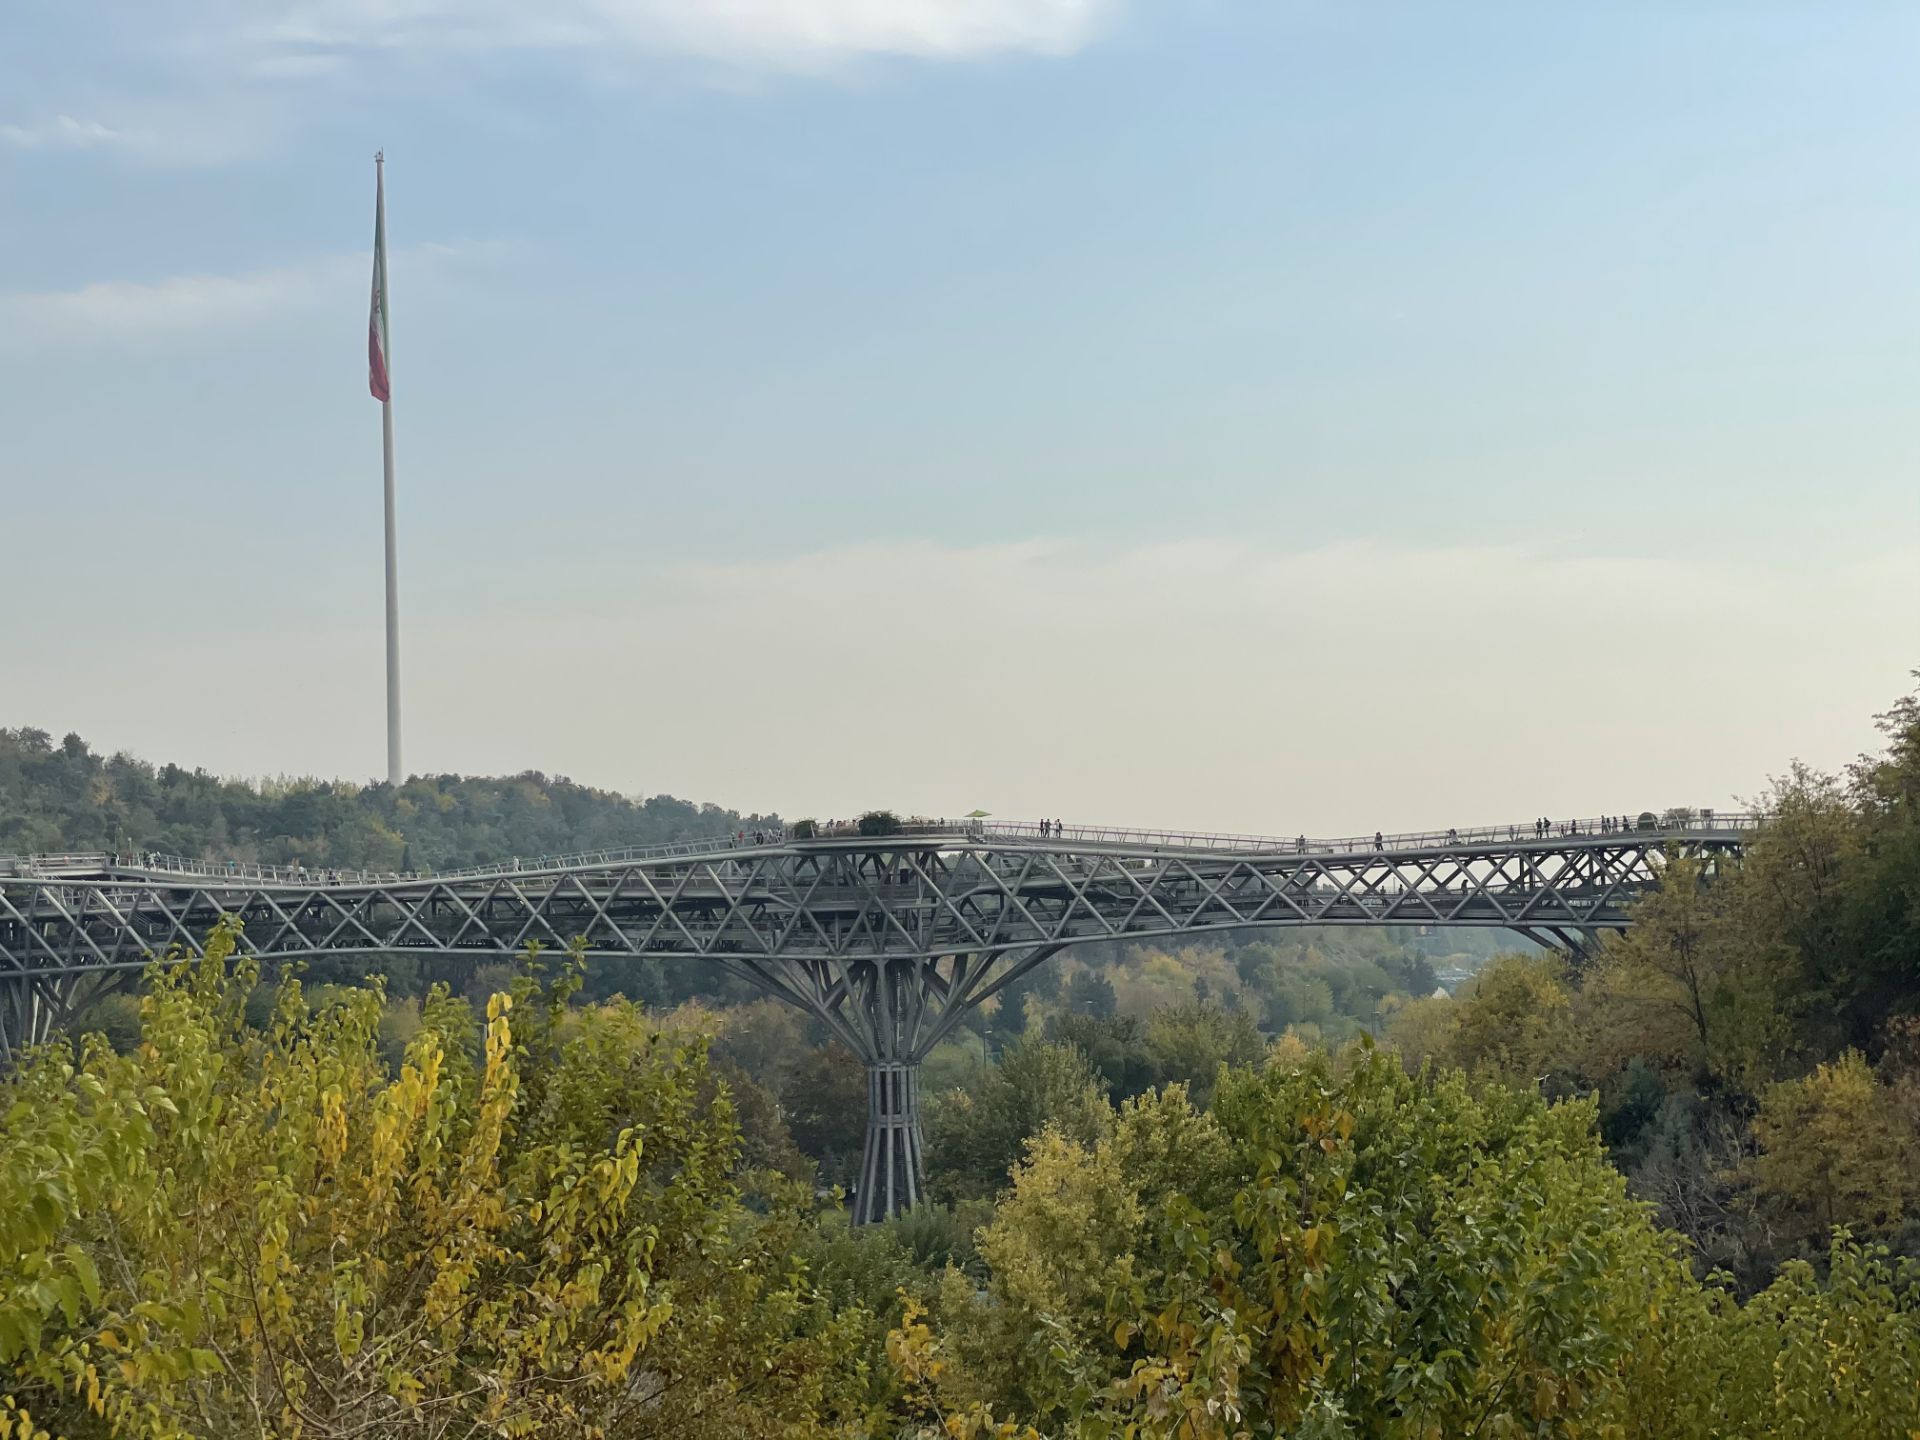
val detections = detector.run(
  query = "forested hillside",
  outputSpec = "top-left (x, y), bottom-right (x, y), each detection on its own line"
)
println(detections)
top-left (0, 726), bottom-right (774, 870)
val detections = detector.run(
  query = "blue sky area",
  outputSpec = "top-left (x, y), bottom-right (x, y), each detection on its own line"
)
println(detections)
top-left (3, 2), bottom-right (1917, 831)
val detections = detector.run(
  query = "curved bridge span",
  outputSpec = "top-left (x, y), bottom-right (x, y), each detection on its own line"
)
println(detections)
top-left (1, 814), bottom-right (1752, 1221)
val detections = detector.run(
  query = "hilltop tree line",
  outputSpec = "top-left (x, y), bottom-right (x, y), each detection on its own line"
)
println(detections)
top-left (0, 727), bottom-right (774, 872)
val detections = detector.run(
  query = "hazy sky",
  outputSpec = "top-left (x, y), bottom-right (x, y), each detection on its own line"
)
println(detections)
top-left (3, 1), bottom-right (1917, 834)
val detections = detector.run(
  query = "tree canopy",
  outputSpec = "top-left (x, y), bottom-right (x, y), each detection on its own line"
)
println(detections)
top-left (0, 926), bottom-right (875, 1440)
top-left (0, 727), bottom-right (771, 872)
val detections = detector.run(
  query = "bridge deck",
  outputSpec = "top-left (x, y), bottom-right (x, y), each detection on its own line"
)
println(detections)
top-left (1, 813), bottom-right (1759, 888)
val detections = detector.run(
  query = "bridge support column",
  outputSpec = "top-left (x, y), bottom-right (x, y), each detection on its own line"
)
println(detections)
top-left (718, 944), bottom-right (1061, 1225)
top-left (855, 1061), bottom-right (924, 1226)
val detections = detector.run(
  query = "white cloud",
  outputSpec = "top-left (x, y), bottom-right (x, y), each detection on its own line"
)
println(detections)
top-left (0, 115), bottom-right (146, 152)
top-left (4, 1), bottom-right (1116, 169)
top-left (1, 256), bottom-right (359, 337)
top-left (248, 0), bottom-right (1117, 67)
top-left (587, 0), bottom-right (1113, 64)
top-left (0, 240), bottom-right (502, 344)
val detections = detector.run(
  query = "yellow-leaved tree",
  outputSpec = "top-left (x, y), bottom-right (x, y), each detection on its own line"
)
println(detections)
top-left (1745, 1049), bottom-right (1920, 1241)
top-left (903, 1043), bottom-right (1920, 1440)
top-left (0, 919), bottom-right (875, 1440)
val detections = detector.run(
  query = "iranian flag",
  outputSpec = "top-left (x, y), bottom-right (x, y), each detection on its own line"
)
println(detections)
top-left (368, 155), bottom-right (391, 402)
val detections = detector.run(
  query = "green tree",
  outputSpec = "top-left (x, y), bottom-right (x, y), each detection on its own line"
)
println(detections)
top-left (1591, 855), bottom-right (1784, 1088)
top-left (1139, 1003), bottom-right (1263, 1106)
top-left (1380, 991), bottom-right (1457, 1071)
top-left (922, 1038), bottom-right (1113, 1204)
top-left (1833, 684), bottom-right (1920, 1051)
top-left (920, 1054), bottom-right (1919, 1438)
top-left (1441, 951), bottom-right (1575, 1085)
top-left (1043, 1014), bottom-right (1159, 1102)
top-left (924, 1042), bottom-right (1700, 1438)
top-left (1060, 971), bottom-right (1118, 1019)
top-left (0, 727), bottom-right (772, 880)
top-left (779, 1043), bottom-right (868, 1188)
top-left (1745, 1050), bottom-right (1920, 1241)
top-left (1621, 1235), bottom-right (1920, 1439)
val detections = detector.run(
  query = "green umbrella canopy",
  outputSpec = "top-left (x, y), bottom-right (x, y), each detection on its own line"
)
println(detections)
top-left (964, 809), bottom-right (991, 819)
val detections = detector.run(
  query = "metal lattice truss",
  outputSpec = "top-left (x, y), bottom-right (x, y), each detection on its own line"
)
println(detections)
top-left (0, 825), bottom-right (1745, 1221)
top-left (0, 971), bottom-right (92, 1068)
top-left (0, 830), bottom-right (1742, 978)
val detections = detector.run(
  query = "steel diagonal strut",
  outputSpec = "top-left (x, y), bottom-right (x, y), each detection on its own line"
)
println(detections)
top-left (0, 821), bottom-right (1743, 1219)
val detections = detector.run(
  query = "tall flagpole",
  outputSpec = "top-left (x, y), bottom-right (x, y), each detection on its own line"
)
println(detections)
top-left (373, 151), bottom-right (403, 788)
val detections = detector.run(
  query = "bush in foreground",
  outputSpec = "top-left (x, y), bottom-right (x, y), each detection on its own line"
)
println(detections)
top-left (0, 923), bottom-right (874, 1440)
top-left (907, 1044), bottom-right (1920, 1439)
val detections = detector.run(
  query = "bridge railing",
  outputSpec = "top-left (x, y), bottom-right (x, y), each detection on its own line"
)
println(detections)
top-left (0, 852), bottom-right (107, 877)
top-left (91, 853), bottom-right (414, 886)
top-left (427, 832), bottom-right (788, 881)
top-left (7, 811), bottom-right (1762, 888)
top-left (987, 812), bottom-right (1765, 855)
top-left (31, 831), bottom-right (795, 887)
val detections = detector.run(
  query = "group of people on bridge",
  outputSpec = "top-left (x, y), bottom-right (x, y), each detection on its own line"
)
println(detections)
top-left (1524, 816), bottom-right (1638, 839)
top-left (1348, 815), bottom-right (1655, 853)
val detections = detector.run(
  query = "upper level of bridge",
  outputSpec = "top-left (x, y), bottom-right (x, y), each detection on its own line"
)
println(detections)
top-left (1, 810), bottom-right (1761, 889)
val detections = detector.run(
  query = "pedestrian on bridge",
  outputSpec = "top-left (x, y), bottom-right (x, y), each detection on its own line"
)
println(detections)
top-left (1374, 831), bottom-right (1383, 851)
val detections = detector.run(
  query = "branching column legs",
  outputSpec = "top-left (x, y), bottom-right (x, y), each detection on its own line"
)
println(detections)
top-left (855, 1061), bottom-right (924, 1225)
top-left (841, 946), bottom-right (1061, 1225)
top-left (0, 973), bottom-right (82, 1069)
top-left (718, 945), bottom-right (1063, 1225)
top-left (851, 955), bottom-right (923, 1226)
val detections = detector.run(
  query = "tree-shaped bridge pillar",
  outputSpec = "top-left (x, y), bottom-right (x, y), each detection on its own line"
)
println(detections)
top-left (0, 972), bottom-right (92, 1069)
top-left (719, 946), bottom-right (1060, 1225)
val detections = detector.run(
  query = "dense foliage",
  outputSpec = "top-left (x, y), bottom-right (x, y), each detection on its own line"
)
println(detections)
top-left (0, 927), bottom-right (878, 1440)
top-left (908, 1049), bottom-right (1920, 1439)
top-left (0, 727), bottom-right (772, 872)
top-left (7, 930), bottom-right (1917, 1439)
top-left (1387, 679), bottom-right (1920, 1288)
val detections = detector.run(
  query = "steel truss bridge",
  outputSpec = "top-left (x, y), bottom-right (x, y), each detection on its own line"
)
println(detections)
top-left (0, 814), bottom-right (1753, 1222)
